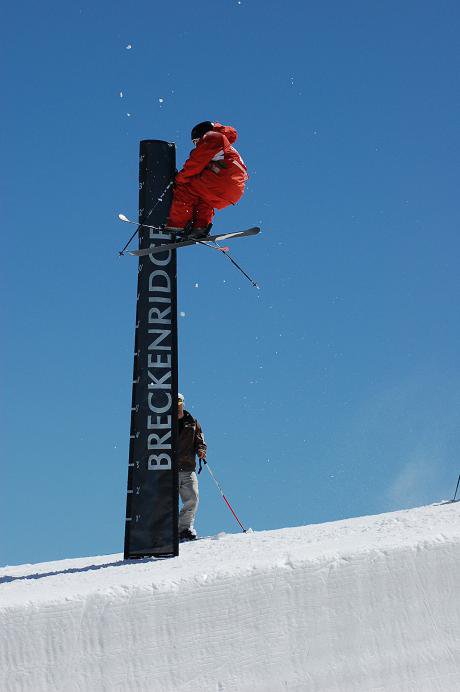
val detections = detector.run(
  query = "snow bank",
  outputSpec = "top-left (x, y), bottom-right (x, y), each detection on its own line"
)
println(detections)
top-left (1, 503), bottom-right (459, 691)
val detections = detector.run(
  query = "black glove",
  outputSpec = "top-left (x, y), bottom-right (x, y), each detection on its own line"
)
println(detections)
top-left (198, 457), bottom-right (207, 474)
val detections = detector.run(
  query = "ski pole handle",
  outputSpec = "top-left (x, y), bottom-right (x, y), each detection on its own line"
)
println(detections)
top-left (198, 457), bottom-right (207, 474)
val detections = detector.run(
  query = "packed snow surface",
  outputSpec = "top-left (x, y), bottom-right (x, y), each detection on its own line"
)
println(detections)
top-left (1, 503), bottom-right (459, 691)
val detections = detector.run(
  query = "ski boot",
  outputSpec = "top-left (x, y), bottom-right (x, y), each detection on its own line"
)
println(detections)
top-left (187, 223), bottom-right (213, 240)
top-left (179, 528), bottom-right (197, 542)
top-left (162, 221), bottom-right (194, 237)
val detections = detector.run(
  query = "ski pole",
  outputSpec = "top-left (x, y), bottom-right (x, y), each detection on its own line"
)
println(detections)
top-left (118, 180), bottom-right (174, 255)
top-left (200, 459), bottom-right (248, 532)
top-left (214, 243), bottom-right (260, 289)
top-left (452, 473), bottom-right (460, 502)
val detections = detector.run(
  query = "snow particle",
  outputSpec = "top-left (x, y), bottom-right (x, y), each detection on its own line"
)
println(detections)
top-left (119, 91), bottom-right (123, 98)
top-left (180, 311), bottom-right (186, 317)
top-left (158, 98), bottom-right (164, 104)
top-left (126, 44), bottom-right (132, 50)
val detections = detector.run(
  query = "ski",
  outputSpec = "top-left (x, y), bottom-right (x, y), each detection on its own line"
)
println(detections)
top-left (118, 213), bottom-right (161, 231)
top-left (126, 227), bottom-right (261, 257)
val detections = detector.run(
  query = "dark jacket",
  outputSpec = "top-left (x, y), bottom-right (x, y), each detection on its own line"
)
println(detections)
top-left (178, 410), bottom-right (207, 472)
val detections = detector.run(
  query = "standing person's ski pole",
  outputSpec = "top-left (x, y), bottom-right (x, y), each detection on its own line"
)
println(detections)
top-left (199, 459), bottom-right (248, 532)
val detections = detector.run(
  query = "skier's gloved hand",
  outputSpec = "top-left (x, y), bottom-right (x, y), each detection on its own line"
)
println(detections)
top-left (197, 457), bottom-right (207, 474)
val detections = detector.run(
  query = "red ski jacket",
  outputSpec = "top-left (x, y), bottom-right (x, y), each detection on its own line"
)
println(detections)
top-left (175, 123), bottom-right (248, 208)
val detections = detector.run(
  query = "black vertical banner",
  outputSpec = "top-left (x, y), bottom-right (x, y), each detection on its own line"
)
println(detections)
top-left (124, 140), bottom-right (179, 559)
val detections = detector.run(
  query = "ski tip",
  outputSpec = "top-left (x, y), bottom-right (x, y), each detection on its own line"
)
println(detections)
top-left (118, 213), bottom-right (129, 222)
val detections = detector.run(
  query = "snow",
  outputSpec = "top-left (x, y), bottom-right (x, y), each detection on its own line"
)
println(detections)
top-left (1, 503), bottom-right (459, 691)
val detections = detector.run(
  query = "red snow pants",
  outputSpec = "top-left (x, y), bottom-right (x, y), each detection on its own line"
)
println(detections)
top-left (167, 181), bottom-right (215, 229)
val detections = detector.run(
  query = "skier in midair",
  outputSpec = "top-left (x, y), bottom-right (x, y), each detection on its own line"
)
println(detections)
top-left (166, 121), bottom-right (248, 239)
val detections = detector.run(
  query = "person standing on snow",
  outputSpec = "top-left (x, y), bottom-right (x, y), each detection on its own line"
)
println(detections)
top-left (177, 392), bottom-right (207, 542)
top-left (166, 121), bottom-right (248, 240)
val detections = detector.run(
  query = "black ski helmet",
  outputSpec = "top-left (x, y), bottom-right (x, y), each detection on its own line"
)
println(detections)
top-left (191, 121), bottom-right (214, 141)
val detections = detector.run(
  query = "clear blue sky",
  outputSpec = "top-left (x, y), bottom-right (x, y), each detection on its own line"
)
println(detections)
top-left (2, 1), bottom-right (460, 566)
